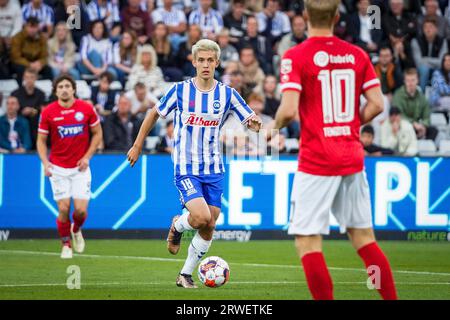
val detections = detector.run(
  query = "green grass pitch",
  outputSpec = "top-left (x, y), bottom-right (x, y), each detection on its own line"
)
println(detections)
top-left (0, 239), bottom-right (449, 300)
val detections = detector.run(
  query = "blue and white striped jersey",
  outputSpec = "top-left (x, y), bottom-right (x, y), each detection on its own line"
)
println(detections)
top-left (188, 8), bottom-right (223, 37)
top-left (22, 2), bottom-right (54, 30)
top-left (156, 79), bottom-right (255, 176)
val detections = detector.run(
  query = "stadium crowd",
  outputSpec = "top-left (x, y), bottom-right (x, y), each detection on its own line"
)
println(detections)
top-left (0, 0), bottom-right (450, 156)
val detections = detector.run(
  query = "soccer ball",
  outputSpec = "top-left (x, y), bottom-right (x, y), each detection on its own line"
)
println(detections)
top-left (198, 256), bottom-right (230, 288)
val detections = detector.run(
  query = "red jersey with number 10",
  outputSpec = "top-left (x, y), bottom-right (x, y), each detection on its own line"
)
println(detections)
top-left (280, 36), bottom-right (380, 176)
top-left (38, 99), bottom-right (100, 168)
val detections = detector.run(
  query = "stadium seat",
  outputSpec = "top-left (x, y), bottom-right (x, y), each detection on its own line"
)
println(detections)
top-left (417, 139), bottom-right (437, 156)
top-left (76, 80), bottom-right (92, 100)
top-left (0, 79), bottom-right (19, 96)
top-left (285, 138), bottom-right (299, 153)
top-left (110, 81), bottom-right (123, 91)
top-left (438, 140), bottom-right (450, 156)
top-left (0, 79), bottom-right (19, 114)
top-left (145, 136), bottom-right (160, 152)
top-left (35, 80), bottom-right (53, 99)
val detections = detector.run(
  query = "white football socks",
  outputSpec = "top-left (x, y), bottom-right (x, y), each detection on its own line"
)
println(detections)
top-left (174, 212), bottom-right (195, 233)
top-left (180, 232), bottom-right (212, 275)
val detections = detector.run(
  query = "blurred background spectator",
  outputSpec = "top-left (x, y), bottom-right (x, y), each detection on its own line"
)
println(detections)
top-left (11, 67), bottom-right (45, 149)
top-left (112, 30), bottom-right (138, 85)
top-left (360, 124), bottom-right (394, 155)
top-left (103, 94), bottom-right (142, 151)
top-left (392, 68), bottom-right (438, 141)
top-left (77, 19), bottom-right (116, 80)
top-left (48, 22), bottom-right (79, 80)
top-left (430, 53), bottom-right (450, 114)
top-left (380, 106), bottom-right (418, 156)
top-left (126, 44), bottom-right (166, 97)
top-left (10, 16), bottom-right (52, 82)
top-left (91, 71), bottom-right (119, 117)
top-left (0, 95), bottom-right (31, 153)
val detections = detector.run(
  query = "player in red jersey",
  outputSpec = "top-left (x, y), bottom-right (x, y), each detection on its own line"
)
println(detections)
top-left (270, 0), bottom-right (397, 300)
top-left (37, 75), bottom-right (103, 259)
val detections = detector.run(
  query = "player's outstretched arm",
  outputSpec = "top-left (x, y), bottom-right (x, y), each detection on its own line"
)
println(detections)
top-left (269, 90), bottom-right (300, 139)
top-left (78, 124), bottom-right (103, 172)
top-left (360, 86), bottom-right (384, 125)
top-left (127, 107), bottom-right (160, 167)
top-left (36, 133), bottom-right (52, 177)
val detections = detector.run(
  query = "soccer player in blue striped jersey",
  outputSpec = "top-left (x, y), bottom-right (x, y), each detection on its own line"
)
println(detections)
top-left (127, 39), bottom-right (262, 288)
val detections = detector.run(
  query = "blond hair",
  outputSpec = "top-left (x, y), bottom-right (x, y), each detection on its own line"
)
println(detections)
top-left (305, 0), bottom-right (340, 28)
top-left (192, 39), bottom-right (221, 60)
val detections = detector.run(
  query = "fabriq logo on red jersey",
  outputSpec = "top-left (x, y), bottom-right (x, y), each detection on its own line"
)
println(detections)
top-left (57, 124), bottom-right (85, 138)
top-left (185, 114), bottom-right (220, 127)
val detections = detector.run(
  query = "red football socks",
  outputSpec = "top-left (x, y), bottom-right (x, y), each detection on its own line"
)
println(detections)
top-left (358, 242), bottom-right (398, 300)
top-left (56, 218), bottom-right (71, 247)
top-left (301, 251), bottom-right (334, 300)
top-left (72, 212), bottom-right (87, 233)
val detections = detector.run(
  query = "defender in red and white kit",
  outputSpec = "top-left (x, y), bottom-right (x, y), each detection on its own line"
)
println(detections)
top-left (271, 0), bottom-right (397, 300)
top-left (37, 75), bottom-right (103, 259)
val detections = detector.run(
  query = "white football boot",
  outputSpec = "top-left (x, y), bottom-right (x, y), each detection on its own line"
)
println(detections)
top-left (71, 223), bottom-right (85, 253)
top-left (60, 245), bottom-right (73, 259)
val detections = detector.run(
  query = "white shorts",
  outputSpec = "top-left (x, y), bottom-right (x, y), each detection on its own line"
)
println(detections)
top-left (49, 164), bottom-right (92, 201)
top-left (288, 171), bottom-right (373, 236)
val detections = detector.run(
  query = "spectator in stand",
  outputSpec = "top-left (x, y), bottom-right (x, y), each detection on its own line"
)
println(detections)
top-left (91, 71), bottom-right (119, 117)
top-left (256, 0), bottom-right (290, 45)
top-left (411, 17), bottom-right (448, 92)
top-left (228, 69), bottom-right (252, 101)
top-left (21, 0), bottom-right (54, 37)
top-left (374, 46), bottom-right (403, 101)
top-left (238, 46), bottom-right (265, 96)
top-left (48, 22), bottom-right (80, 80)
top-left (121, 0), bottom-right (153, 45)
top-left (86, 0), bottom-right (121, 40)
top-left (360, 124), bottom-right (394, 156)
top-left (103, 94), bottom-right (141, 151)
top-left (77, 19), bottom-right (117, 80)
top-left (112, 30), bottom-right (138, 85)
top-left (188, 0), bottom-right (223, 40)
top-left (240, 15), bottom-right (274, 75)
top-left (11, 68), bottom-right (46, 149)
top-left (392, 68), bottom-right (438, 141)
top-left (223, 0), bottom-right (249, 47)
top-left (0, 96), bottom-right (32, 153)
top-left (151, 0), bottom-right (187, 51)
top-left (278, 15), bottom-right (307, 58)
top-left (280, 0), bottom-right (304, 18)
top-left (176, 24), bottom-right (202, 78)
top-left (10, 17), bottom-right (53, 82)
top-left (262, 74), bottom-right (280, 118)
top-left (151, 22), bottom-right (183, 82)
top-left (417, 0), bottom-right (448, 39)
top-left (217, 28), bottom-right (239, 76)
top-left (157, 119), bottom-right (174, 153)
top-left (380, 106), bottom-right (418, 156)
top-left (348, 0), bottom-right (383, 54)
top-left (126, 44), bottom-right (165, 98)
top-left (382, 0), bottom-right (416, 70)
top-left (125, 82), bottom-right (159, 120)
top-left (0, 0), bottom-right (22, 78)
top-left (0, 0), bottom-right (23, 49)
top-left (430, 53), bottom-right (450, 113)
top-left (54, 0), bottom-right (90, 48)
top-left (382, 0), bottom-right (417, 41)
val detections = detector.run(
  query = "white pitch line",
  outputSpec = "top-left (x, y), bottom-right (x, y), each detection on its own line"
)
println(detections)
top-left (1, 249), bottom-right (450, 277)
top-left (1, 281), bottom-right (449, 288)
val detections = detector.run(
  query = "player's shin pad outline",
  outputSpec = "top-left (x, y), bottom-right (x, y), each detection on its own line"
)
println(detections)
top-left (40, 156), bottom-right (148, 229)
